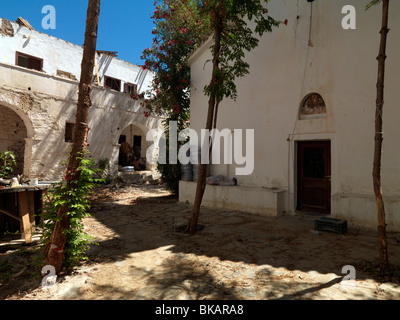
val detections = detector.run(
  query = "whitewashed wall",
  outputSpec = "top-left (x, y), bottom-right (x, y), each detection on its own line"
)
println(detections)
top-left (186, 0), bottom-right (400, 229)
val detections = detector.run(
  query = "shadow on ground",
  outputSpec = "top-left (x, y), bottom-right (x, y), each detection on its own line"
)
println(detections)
top-left (78, 185), bottom-right (400, 299)
top-left (2, 185), bottom-right (400, 300)
top-left (0, 243), bottom-right (42, 299)
top-left (87, 187), bottom-right (399, 273)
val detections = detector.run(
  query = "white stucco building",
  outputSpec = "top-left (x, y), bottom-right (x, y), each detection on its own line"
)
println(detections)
top-left (180, 0), bottom-right (400, 229)
top-left (0, 17), bottom-right (163, 180)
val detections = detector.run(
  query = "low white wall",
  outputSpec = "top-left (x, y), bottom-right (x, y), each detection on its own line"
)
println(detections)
top-left (332, 193), bottom-right (400, 231)
top-left (179, 180), bottom-right (284, 216)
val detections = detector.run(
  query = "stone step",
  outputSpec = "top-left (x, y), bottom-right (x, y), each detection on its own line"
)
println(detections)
top-left (116, 171), bottom-right (161, 185)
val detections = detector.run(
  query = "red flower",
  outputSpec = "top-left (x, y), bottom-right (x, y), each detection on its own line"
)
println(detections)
top-left (284, 19), bottom-right (288, 26)
top-left (65, 170), bottom-right (75, 182)
top-left (172, 105), bottom-right (180, 114)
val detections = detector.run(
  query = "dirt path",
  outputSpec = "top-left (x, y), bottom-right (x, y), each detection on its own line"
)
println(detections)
top-left (1, 184), bottom-right (400, 300)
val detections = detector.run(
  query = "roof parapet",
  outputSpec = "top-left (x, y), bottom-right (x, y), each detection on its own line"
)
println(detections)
top-left (16, 17), bottom-right (35, 30)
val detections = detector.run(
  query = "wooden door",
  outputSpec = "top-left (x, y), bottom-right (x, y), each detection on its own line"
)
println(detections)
top-left (297, 141), bottom-right (331, 214)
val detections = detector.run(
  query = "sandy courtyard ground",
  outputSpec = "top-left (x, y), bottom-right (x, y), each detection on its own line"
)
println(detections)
top-left (1, 183), bottom-right (400, 300)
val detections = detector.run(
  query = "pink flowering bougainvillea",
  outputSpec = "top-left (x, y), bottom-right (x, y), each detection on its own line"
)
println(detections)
top-left (138, 0), bottom-right (211, 127)
top-left (137, 0), bottom-right (211, 194)
top-left (136, 0), bottom-right (286, 195)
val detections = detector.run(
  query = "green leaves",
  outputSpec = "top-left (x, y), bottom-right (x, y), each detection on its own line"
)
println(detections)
top-left (141, 0), bottom-right (211, 120)
top-left (366, 0), bottom-right (382, 10)
top-left (139, 0), bottom-right (212, 194)
top-left (204, 0), bottom-right (282, 101)
top-left (39, 150), bottom-right (100, 270)
top-left (203, 0), bottom-right (281, 103)
top-left (0, 151), bottom-right (17, 178)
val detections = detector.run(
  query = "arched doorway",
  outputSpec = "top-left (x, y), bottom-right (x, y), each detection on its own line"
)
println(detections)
top-left (0, 105), bottom-right (28, 176)
top-left (118, 123), bottom-right (150, 171)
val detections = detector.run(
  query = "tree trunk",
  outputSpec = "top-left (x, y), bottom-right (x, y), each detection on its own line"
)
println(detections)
top-left (373, 0), bottom-right (389, 273)
top-left (186, 4), bottom-right (225, 234)
top-left (45, 0), bottom-right (101, 274)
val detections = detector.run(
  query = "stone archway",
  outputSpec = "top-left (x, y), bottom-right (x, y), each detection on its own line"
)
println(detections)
top-left (0, 105), bottom-right (29, 177)
top-left (118, 123), bottom-right (150, 171)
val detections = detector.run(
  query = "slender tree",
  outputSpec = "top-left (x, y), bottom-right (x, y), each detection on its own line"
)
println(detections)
top-left (186, 0), bottom-right (282, 233)
top-left (44, 0), bottom-right (101, 274)
top-left (368, 0), bottom-right (390, 272)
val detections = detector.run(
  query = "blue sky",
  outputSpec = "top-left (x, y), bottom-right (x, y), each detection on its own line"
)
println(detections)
top-left (0, 0), bottom-right (156, 65)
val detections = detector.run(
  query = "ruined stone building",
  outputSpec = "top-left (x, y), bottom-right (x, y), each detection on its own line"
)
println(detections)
top-left (0, 17), bottom-right (163, 180)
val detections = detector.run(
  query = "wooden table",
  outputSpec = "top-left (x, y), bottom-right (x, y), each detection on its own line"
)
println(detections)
top-left (0, 185), bottom-right (49, 244)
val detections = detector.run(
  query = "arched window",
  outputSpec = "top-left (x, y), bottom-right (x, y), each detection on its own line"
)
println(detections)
top-left (299, 93), bottom-right (326, 119)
